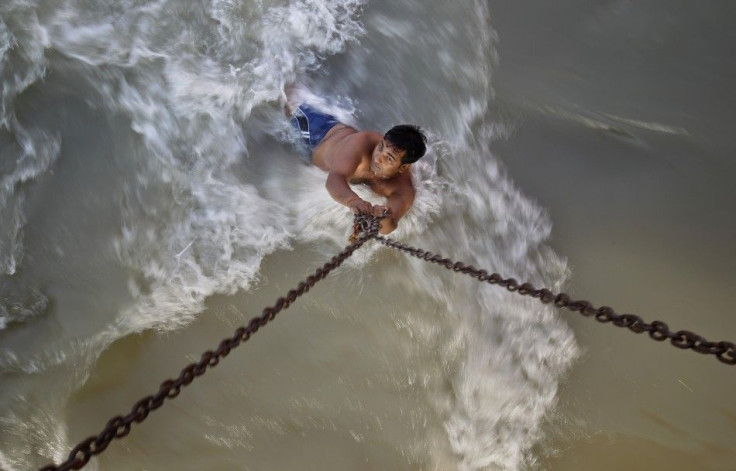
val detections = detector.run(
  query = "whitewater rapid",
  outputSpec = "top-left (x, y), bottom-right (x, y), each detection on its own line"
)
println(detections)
top-left (0, 1), bottom-right (578, 469)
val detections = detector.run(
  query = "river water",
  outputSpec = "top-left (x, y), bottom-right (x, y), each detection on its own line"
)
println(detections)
top-left (1, 1), bottom-right (734, 470)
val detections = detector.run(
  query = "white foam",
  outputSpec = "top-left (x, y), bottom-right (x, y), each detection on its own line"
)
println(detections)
top-left (0, 4), bottom-right (58, 277)
top-left (9, 0), bottom-right (366, 341)
top-left (0, 0), bottom-right (579, 469)
top-left (344, 2), bottom-right (579, 468)
top-left (0, 280), bottom-right (48, 331)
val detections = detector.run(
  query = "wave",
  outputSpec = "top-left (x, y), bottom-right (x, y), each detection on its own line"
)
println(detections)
top-left (0, 1), bottom-right (578, 470)
top-left (0, 5), bottom-right (60, 278)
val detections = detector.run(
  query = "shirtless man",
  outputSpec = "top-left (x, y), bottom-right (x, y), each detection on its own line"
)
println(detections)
top-left (289, 102), bottom-right (427, 235)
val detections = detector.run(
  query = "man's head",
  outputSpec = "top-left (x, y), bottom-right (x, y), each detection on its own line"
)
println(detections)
top-left (370, 125), bottom-right (427, 178)
top-left (385, 125), bottom-right (427, 164)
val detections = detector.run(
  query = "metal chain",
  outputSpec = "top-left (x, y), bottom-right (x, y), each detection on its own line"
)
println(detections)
top-left (371, 232), bottom-right (736, 366)
top-left (38, 214), bottom-right (381, 471)
top-left (39, 213), bottom-right (735, 470)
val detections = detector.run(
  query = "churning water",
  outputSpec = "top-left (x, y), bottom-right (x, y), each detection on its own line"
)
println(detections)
top-left (2, 0), bottom-right (734, 470)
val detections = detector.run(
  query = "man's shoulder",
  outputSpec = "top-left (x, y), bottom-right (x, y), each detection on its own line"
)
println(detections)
top-left (394, 169), bottom-right (415, 193)
top-left (347, 130), bottom-right (381, 146)
top-left (358, 130), bottom-right (383, 139)
top-left (330, 130), bottom-right (380, 158)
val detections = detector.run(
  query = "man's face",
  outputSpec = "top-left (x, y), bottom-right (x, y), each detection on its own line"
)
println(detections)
top-left (371, 139), bottom-right (408, 177)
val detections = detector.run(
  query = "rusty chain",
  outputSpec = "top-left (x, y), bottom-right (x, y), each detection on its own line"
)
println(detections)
top-left (39, 213), bottom-right (734, 470)
top-left (38, 214), bottom-right (381, 471)
top-left (371, 233), bottom-right (736, 366)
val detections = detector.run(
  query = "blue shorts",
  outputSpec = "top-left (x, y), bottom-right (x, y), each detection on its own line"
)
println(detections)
top-left (290, 104), bottom-right (340, 152)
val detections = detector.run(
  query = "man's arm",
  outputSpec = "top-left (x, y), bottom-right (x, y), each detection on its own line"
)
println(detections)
top-left (325, 171), bottom-right (372, 213)
top-left (376, 184), bottom-right (414, 235)
top-left (324, 138), bottom-right (373, 213)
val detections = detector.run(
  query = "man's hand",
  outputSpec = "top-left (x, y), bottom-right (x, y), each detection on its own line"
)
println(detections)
top-left (346, 197), bottom-right (373, 214)
top-left (372, 205), bottom-right (391, 218)
top-left (373, 205), bottom-right (397, 234)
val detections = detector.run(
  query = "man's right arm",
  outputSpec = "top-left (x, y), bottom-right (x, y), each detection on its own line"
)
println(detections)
top-left (324, 171), bottom-right (370, 213)
top-left (324, 137), bottom-right (373, 213)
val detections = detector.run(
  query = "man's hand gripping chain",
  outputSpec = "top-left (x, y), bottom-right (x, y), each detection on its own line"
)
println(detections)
top-left (349, 210), bottom-right (389, 243)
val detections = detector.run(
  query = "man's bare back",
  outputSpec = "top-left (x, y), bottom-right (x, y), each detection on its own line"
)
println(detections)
top-left (287, 99), bottom-right (427, 235)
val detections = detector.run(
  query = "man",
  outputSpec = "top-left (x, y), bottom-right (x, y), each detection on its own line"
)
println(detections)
top-left (289, 102), bottom-right (427, 235)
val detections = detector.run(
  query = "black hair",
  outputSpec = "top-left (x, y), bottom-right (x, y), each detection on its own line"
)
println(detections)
top-left (384, 124), bottom-right (427, 164)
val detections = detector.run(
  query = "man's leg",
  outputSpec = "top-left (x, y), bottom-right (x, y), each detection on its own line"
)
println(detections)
top-left (283, 82), bottom-right (299, 117)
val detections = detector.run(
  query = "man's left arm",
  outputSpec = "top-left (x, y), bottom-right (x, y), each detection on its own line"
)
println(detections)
top-left (375, 185), bottom-right (414, 235)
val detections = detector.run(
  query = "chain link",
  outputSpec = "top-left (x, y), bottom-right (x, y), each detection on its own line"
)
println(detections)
top-left (38, 214), bottom-right (381, 471)
top-left (371, 232), bottom-right (736, 366)
top-left (39, 213), bottom-right (735, 470)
